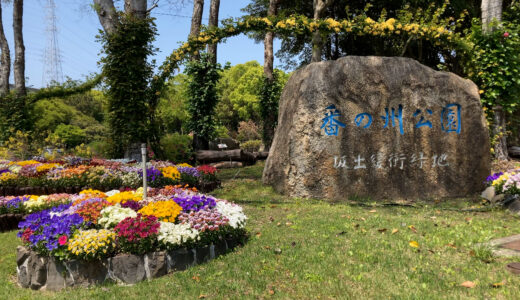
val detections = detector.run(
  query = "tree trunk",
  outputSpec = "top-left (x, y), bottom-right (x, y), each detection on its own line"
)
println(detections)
top-left (93, 0), bottom-right (119, 35)
top-left (189, 0), bottom-right (204, 61)
top-left (124, 0), bottom-right (147, 19)
top-left (481, 0), bottom-right (507, 159)
top-left (195, 149), bottom-right (257, 164)
top-left (311, 0), bottom-right (333, 63)
top-left (207, 0), bottom-right (220, 64)
top-left (481, 0), bottom-right (503, 33)
top-left (263, 0), bottom-right (279, 82)
top-left (13, 0), bottom-right (25, 97)
top-left (493, 105), bottom-right (508, 160)
top-left (0, 2), bottom-right (10, 96)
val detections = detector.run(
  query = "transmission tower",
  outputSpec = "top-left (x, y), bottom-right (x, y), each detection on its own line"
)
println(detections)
top-left (42, 0), bottom-right (63, 87)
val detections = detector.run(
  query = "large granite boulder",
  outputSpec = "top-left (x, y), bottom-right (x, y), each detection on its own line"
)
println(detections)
top-left (263, 56), bottom-right (490, 200)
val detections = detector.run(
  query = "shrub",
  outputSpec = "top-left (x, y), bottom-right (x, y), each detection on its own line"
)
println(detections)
top-left (241, 139), bottom-right (262, 152)
top-left (236, 120), bottom-right (260, 142)
top-left (53, 124), bottom-right (86, 148)
top-left (160, 133), bottom-right (193, 163)
top-left (88, 140), bottom-right (113, 158)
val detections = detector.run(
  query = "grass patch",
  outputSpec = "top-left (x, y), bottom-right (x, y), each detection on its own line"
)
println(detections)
top-left (2, 163), bottom-right (520, 298)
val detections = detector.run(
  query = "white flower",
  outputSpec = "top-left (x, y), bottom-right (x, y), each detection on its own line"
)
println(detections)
top-left (158, 222), bottom-right (200, 247)
top-left (121, 172), bottom-right (141, 187)
top-left (98, 205), bottom-right (137, 228)
top-left (215, 200), bottom-right (247, 229)
top-left (105, 190), bottom-right (121, 197)
top-left (23, 195), bottom-right (48, 212)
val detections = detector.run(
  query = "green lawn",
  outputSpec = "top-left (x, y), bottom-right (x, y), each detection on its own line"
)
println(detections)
top-left (2, 162), bottom-right (520, 299)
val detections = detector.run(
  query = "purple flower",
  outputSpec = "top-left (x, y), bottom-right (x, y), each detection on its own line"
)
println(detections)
top-left (121, 200), bottom-right (142, 211)
top-left (18, 204), bottom-right (86, 252)
top-left (177, 166), bottom-right (200, 177)
top-left (486, 172), bottom-right (503, 184)
top-left (5, 197), bottom-right (27, 210)
top-left (139, 167), bottom-right (162, 182)
top-left (173, 194), bottom-right (216, 212)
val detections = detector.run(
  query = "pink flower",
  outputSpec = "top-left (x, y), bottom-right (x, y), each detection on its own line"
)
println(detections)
top-left (504, 32), bottom-right (510, 38)
top-left (58, 235), bottom-right (68, 246)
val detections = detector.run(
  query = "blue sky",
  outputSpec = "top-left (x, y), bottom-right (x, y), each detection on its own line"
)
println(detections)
top-left (1, 0), bottom-right (282, 89)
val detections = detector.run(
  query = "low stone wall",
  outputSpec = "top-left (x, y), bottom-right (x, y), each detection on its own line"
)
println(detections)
top-left (17, 237), bottom-right (240, 291)
top-left (0, 213), bottom-right (24, 232)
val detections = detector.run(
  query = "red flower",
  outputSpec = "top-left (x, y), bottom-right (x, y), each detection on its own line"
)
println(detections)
top-left (504, 32), bottom-right (510, 38)
top-left (58, 235), bottom-right (68, 246)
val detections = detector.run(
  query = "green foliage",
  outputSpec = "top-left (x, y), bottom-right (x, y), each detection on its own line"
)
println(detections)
top-left (236, 120), bottom-right (261, 143)
top-left (160, 133), bottom-right (193, 163)
top-left (260, 71), bottom-right (287, 147)
top-left (185, 53), bottom-right (223, 149)
top-left (240, 139), bottom-right (262, 152)
top-left (88, 140), bottom-right (114, 158)
top-left (157, 74), bottom-right (190, 134)
top-left (99, 15), bottom-right (157, 156)
top-left (31, 92), bottom-right (107, 146)
top-left (464, 16), bottom-right (520, 114)
top-left (242, 0), bottom-right (477, 71)
top-left (217, 61), bottom-right (263, 129)
top-left (52, 124), bottom-right (87, 148)
top-left (216, 61), bottom-right (288, 132)
top-left (214, 125), bottom-right (231, 138)
top-left (0, 96), bottom-right (31, 142)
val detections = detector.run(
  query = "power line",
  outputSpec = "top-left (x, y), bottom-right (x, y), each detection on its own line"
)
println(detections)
top-left (153, 12), bottom-right (210, 20)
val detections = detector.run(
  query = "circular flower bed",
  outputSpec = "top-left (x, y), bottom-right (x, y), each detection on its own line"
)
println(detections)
top-left (16, 186), bottom-right (247, 290)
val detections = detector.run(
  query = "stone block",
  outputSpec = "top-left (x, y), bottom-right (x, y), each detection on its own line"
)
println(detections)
top-left (110, 254), bottom-right (146, 284)
top-left (264, 56), bottom-right (490, 200)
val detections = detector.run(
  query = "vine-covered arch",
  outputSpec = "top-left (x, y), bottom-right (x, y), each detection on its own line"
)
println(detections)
top-left (152, 13), bottom-right (469, 97)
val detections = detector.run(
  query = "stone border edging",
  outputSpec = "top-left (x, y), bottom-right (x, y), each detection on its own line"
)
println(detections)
top-left (479, 234), bottom-right (520, 257)
top-left (0, 213), bottom-right (24, 232)
top-left (17, 236), bottom-right (242, 291)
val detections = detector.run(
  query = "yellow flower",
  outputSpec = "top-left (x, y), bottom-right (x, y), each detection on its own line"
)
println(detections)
top-left (138, 201), bottom-right (182, 222)
top-left (261, 17), bottom-right (272, 26)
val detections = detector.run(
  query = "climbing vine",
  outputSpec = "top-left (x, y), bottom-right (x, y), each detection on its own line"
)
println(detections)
top-left (184, 54), bottom-right (223, 150)
top-left (98, 15), bottom-right (158, 156)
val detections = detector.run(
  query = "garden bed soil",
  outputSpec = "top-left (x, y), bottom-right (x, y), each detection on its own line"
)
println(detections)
top-left (17, 235), bottom-right (245, 291)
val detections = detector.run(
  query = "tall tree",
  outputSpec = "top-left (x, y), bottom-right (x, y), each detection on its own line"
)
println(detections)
top-left (93, 0), bottom-right (156, 156)
top-left (481, 0), bottom-right (503, 33)
top-left (264, 0), bottom-right (279, 81)
top-left (261, 0), bottom-right (281, 151)
top-left (189, 0), bottom-right (204, 60)
top-left (207, 0), bottom-right (220, 63)
top-left (13, 0), bottom-right (25, 96)
top-left (311, 0), bottom-right (333, 62)
top-left (93, 0), bottom-right (119, 34)
top-left (0, 1), bottom-right (10, 96)
top-left (481, 0), bottom-right (507, 160)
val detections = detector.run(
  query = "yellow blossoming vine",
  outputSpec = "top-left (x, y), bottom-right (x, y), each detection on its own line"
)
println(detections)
top-left (152, 7), bottom-right (469, 94)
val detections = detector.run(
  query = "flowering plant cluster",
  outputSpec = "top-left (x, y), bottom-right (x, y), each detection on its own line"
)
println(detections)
top-left (17, 186), bottom-right (247, 259)
top-left (487, 169), bottom-right (520, 195)
top-left (114, 214), bottom-right (160, 254)
top-left (0, 158), bottom-right (217, 191)
top-left (138, 200), bottom-right (182, 222)
top-left (68, 229), bottom-right (116, 260)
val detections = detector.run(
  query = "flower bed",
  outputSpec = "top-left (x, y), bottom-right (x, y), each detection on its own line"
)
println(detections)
top-left (482, 169), bottom-right (520, 209)
top-left (0, 159), bottom-right (220, 196)
top-left (16, 186), bottom-right (247, 290)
